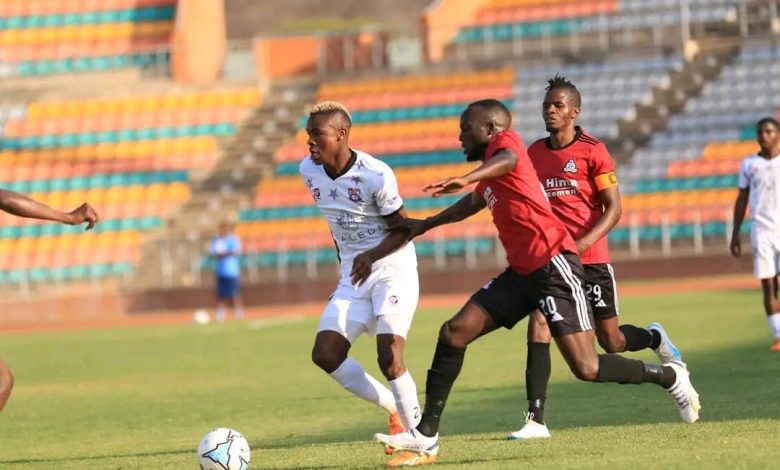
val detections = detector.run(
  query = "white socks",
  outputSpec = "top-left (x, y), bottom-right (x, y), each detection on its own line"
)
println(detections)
top-left (329, 357), bottom-right (397, 414)
top-left (768, 313), bottom-right (780, 339)
top-left (389, 370), bottom-right (421, 430)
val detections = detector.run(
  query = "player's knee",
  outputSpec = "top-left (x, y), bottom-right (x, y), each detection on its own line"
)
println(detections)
top-left (528, 314), bottom-right (551, 343)
top-left (439, 321), bottom-right (467, 348)
top-left (569, 358), bottom-right (599, 382)
top-left (311, 346), bottom-right (343, 374)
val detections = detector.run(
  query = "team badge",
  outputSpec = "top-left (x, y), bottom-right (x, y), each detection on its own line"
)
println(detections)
top-left (336, 210), bottom-right (359, 231)
top-left (348, 187), bottom-right (364, 203)
top-left (388, 295), bottom-right (399, 305)
top-left (563, 159), bottom-right (579, 173)
top-left (311, 188), bottom-right (321, 200)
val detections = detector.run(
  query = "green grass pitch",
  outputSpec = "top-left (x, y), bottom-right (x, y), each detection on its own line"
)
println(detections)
top-left (0, 288), bottom-right (778, 469)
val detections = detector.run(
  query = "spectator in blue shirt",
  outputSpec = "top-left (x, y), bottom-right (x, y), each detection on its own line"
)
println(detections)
top-left (209, 221), bottom-right (244, 321)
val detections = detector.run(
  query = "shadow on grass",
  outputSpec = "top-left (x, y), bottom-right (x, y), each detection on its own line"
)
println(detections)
top-left (0, 447), bottom-right (192, 466)
top-left (255, 338), bottom-right (779, 451)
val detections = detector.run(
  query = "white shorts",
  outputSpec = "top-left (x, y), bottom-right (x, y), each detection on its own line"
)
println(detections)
top-left (317, 263), bottom-right (419, 343)
top-left (751, 229), bottom-right (780, 279)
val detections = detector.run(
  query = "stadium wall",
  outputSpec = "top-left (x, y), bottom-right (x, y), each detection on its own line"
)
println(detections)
top-left (0, 253), bottom-right (753, 325)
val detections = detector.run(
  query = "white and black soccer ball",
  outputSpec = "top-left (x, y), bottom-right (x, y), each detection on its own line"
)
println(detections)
top-left (197, 428), bottom-right (251, 470)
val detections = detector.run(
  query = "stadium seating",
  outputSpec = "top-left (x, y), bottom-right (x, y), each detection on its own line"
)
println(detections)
top-left (513, 55), bottom-right (683, 141)
top-left (0, 87), bottom-right (261, 284)
top-left (0, 0), bottom-right (176, 76)
top-left (612, 41), bottom-right (777, 246)
top-left (452, 0), bottom-right (738, 45)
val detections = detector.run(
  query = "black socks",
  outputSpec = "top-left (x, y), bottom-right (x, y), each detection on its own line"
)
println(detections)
top-left (595, 354), bottom-right (676, 388)
top-left (416, 340), bottom-right (466, 437)
top-left (525, 342), bottom-right (551, 424)
top-left (619, 324), bottom-right (661, 351)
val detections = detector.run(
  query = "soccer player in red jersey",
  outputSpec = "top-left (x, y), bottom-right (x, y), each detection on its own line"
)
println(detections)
top-left (373, 100), bottom-right (700, 466)
top-left (0, 189), bottom-right (99, 412)
top-left (509, 75), bottom-right (685, 440)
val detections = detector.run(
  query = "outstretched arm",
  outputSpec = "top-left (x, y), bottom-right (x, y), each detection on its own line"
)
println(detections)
top-left (0, 189), bottom-right (99, 229)
top-left (424, 149), bottom-right (517, 197)
top-left (730, 188), bottom-right (749, 257)
top-left (390, 191), bottom-right (487, 244)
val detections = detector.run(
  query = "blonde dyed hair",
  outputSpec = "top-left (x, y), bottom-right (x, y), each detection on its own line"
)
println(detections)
top-left (309, 101), bottom-right (352, 125)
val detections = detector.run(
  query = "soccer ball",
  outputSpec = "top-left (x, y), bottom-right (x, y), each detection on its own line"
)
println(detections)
top-left (197, 428), bottom-right (251, 470)
top-left (193, 309), bottom-right (211, 325)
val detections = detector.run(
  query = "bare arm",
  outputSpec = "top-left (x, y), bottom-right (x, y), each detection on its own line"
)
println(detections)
top-left (350, 208), bottom-right (412, 286)
top-left (389, 192), bottom-right (486, 244)
top-left (0, 189), bottom-right (99, 229)
top-left (0, 359), bottom-right (13, 413)
top-left (730, 188), bottom-right (749, 257)
top-left (463, 149), bottom-right (517, 184)
top-left (424, 149), bottom-right (517, 197)
top-left (576, 186), bottom-right (621, 254)
top-left (420, 191), bottom-right (487, 233)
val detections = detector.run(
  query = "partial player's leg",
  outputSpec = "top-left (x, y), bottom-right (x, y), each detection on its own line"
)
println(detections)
top-left (586, 264), bottom-right (680, 362)
top-left (215, 299), bottom-right (227, 323)
top-left (761, 276), bottom-right (780, 351)
top-left (376, 270), bottom-right (532, 463)
top-left (507, 309), bottom-right (552, 440)
top-left (313, 296), bottom-right (398, 417)
top-left (0, 358), bottom-right (13, 412)
top-left (544, 253), bottom-right (700, 423)
top-left (374, 271), bottom-right (421, 433)
top-left (753, 232), bottom-right (780, 350)
top-left (231, 289), bottom-right (244, 321)
top-left (215, 276), bottom-right (231, 322)
top-left (375, 299), bottom-right (499, 463)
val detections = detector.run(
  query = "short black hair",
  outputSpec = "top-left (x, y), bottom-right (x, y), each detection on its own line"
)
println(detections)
top-left (546, 73), bottom-right (581, 107)
top-left (467, 99), bottom-right (512, 128)
top-left (757, 117), bottom-right (779, 130)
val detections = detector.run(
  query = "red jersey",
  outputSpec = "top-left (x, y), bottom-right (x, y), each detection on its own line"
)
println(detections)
top-left (528, 128), bottom-right (618, 264)
top-left (475, 129), bottom-right (577, 274)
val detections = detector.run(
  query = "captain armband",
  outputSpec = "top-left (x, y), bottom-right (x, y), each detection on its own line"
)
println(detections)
top-left (594, 171), bottom-right (619, 190)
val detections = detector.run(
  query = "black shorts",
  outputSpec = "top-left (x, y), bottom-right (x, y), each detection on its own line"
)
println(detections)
top-left (583, 263), bottom-right (620, 320)
top-left (471, 252), bottom-right (595, 337)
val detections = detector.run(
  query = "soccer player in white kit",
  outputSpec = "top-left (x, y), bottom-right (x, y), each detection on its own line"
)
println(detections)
top-left (730, 117), bottom-right (780, 351)
top-left (300, 102), bottom-right (422, 434)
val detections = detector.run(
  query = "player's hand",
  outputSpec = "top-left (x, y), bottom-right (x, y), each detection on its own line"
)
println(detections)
top-left (729, 236), bottom-right (741, 257)
top-left (575, 239), bottom-right (592, 255)
top-left (424, 176), bottom-right (470, 198)
top-left (350, 252), bottom-right (375, 287)
top-left (67, 203), bottom-right (99, 230)
top-left (388, 217), bottom-right (428, 241)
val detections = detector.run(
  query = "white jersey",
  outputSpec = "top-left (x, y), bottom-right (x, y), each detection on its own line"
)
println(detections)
top-left (738, 153), bottom-right (780, 233)
top-left (299, 149), bottom-right (416, 274)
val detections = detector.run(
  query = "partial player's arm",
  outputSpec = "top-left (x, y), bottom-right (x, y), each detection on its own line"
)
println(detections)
top-left (350, 208), bottom-right (412, 286)
top-left (353, 193), bottom-right (485, 284)
top-left (576, 185), bottom-right (621, 255)
top-left (391, 192), bottom-right (486, 243)
top-left (577, 143), bottom-right (621, 254)
top-left (0, 358), bottom-right (13, 413)
top-left (0, 189), bottom-right (99, 229)
top-left (424, 149), bottom-right (517, 197)
top-left (730, 187), bottom-right (749, 257)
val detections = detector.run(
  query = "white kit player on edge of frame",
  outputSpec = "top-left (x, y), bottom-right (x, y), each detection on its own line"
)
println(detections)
top-left (730, 117), bottom-right (780, 351)
top-left (299, 101), bottom-right (423, 439)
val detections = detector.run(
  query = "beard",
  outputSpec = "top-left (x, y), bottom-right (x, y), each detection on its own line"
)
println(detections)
top-left (465, 142), bottom-right (487, 162)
